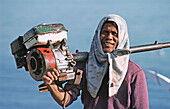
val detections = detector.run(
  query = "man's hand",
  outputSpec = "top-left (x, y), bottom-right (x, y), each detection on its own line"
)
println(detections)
top-left (42, 68), bottom-right (59, 85)
top-left (42, 68), bottom-right (69, 107)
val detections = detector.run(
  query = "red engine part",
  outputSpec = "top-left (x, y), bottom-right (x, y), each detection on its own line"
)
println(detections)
top-left (26, 47), bottom-right (56, 81)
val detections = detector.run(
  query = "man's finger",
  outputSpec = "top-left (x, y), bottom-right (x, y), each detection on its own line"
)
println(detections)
top-left (53, 68), bottom-right (60, 77)
top-left (51, 71), bottom-right (58, 80)
top-left (42, 75), bottom-right (52, 84)
top-left (46, 71), bottom-right (54, 81)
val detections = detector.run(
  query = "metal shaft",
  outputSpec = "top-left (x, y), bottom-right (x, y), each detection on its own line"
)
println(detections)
top-left (73, 41), bottom-right (170, 62)
top-left (130, 41), bottom-right (170, 54)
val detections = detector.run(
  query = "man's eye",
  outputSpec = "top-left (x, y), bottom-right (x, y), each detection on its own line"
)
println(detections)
top-left (112, 32), bottom-right (117, 36)
top-left (102, 31), bottom-right (109, 35)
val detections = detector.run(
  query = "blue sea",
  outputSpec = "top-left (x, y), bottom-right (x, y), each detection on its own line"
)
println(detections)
top-left (0, 0), bottom-right (170, 109)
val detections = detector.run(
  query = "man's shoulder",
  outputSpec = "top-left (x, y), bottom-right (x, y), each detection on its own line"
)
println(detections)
top-left (127, 60), bottom-right (143, 75)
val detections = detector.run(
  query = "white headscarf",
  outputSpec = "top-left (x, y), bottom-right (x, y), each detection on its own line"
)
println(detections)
top-left (86, 14), bottom-right (130, 98)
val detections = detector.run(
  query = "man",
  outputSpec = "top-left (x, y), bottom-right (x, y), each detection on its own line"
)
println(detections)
top-left (42, 14), bottom-right (149, 109)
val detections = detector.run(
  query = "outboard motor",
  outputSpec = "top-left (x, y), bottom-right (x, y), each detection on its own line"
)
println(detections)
top-left (10, 23), bottom-right (88, 91)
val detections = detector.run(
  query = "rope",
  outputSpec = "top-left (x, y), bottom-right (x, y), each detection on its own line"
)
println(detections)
top-left (62, 91), bottom-right (68, 109)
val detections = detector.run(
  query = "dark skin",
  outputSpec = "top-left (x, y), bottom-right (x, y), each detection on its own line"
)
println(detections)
top-left (100, 22), bottom-right (118, 53)
top-left (42, 22), bottom-right (119, 106)
top-left (42, 69), bottom-right (67, 106)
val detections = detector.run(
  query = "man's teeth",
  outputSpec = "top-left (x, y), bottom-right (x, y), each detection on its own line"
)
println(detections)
top-left (105, 42), bottom-right (113, 45)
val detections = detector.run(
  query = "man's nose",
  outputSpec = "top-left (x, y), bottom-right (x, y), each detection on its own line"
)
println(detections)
top-left (106, 33), bottom-right (113, 40)
top-left (106, 33), bottom-right (114, 40)
top-left (106, 33), bottom-right (117, 42)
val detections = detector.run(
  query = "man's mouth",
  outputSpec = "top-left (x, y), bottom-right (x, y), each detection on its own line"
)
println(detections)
top-left (103, 42), bottom-right (114, 46)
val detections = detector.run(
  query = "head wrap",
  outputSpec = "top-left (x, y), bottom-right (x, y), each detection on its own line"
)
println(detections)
top-left (86, 14), bottom-right (130, 98)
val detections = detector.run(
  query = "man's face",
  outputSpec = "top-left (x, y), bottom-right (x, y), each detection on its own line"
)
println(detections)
top-left (100, 22), bottom-right (118, 53)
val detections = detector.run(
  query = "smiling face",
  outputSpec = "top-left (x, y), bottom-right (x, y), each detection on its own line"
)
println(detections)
top-left (100, 22), bottom-right (118, 53)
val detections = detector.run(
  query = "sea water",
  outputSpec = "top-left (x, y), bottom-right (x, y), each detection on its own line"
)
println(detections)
top-left (0, 0), bottom-right (170, 109)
